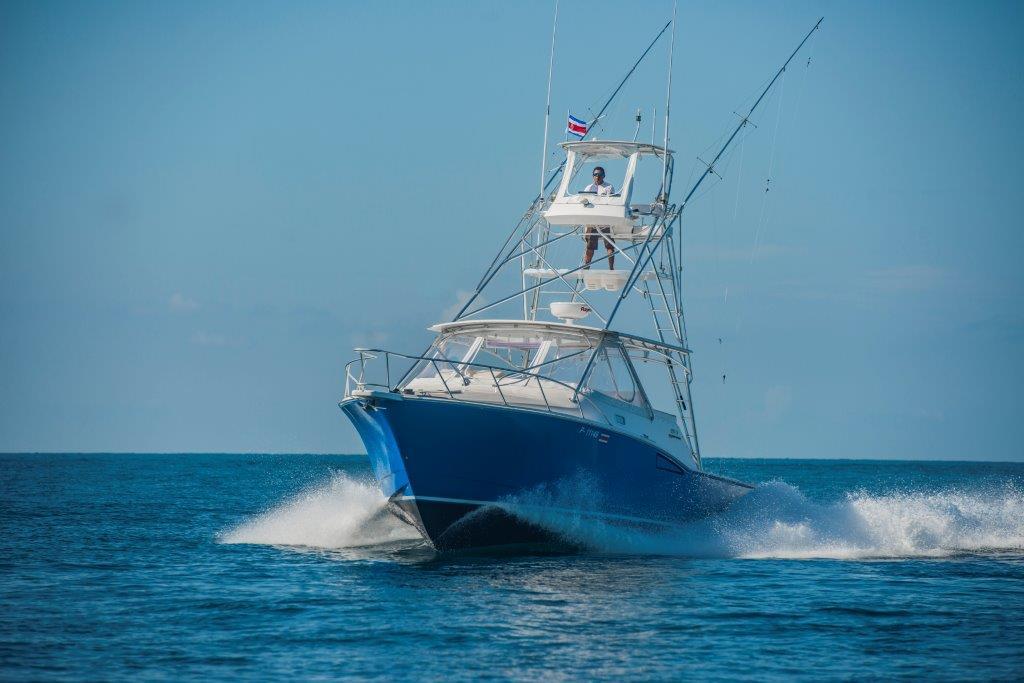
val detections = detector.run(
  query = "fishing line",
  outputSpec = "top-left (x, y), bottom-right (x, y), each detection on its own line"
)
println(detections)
top-left (708, 177), bottom-right (730, 386)
top-left (749, 64), bottom-right (787, 267)
top-left (732, 132), bottom-right (747, 224)
top-left (730, 71), bottom-right (787, 339)
top-left (786, 33), bottom-right (816, 150)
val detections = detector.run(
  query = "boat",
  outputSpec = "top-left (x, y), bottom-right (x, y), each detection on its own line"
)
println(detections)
top-left (339, 10), bottom-right (822, 551)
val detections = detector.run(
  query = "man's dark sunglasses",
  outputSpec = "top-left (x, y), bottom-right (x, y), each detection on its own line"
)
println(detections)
top-left (592, 172), bottom-right (604, 176)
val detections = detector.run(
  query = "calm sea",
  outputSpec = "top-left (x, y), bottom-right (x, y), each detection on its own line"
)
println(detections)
top-left (1, 454), bottom-right (1022, 681)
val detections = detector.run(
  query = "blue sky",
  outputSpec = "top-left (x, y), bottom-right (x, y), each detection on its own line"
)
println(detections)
top-left (1, 1), bottom-right (1021, 459)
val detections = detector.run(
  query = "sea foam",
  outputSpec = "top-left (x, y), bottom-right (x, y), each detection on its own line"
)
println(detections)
top-left (503, 477), bottom-right (1024, 559)
top-left (218, 472), bottom-right (420, 548)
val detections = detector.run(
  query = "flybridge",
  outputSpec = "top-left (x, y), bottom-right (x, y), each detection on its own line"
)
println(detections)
top-left (543, 141), bottom-right (672, 230)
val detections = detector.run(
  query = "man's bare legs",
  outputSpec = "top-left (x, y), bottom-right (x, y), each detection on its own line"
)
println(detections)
top-left (583, 226), bottom-right (615, 269)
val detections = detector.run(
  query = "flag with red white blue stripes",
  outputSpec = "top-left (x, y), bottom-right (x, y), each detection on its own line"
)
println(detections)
top-left (567, 114), bottom-right (588, 139)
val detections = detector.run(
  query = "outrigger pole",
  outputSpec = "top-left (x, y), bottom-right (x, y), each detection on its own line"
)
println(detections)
top-left (527, 0), bottom-right (561, 320)
top-left (678, 17), bottom-right (823, 212)
top-left (454, 18), bottom-right (674, 323)
top-left (538, 0), bottom-right (559, 203)
top-left (569, 17), bottom-right (825, 446)
top-left (601, 16), bottom-right (825, 336)
top-left (660, 1), bottom-right (677, 201)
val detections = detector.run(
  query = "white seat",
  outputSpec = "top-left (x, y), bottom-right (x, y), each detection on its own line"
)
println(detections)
top-left (611, 224), bottom-right (664, 241)
top-left (582, 270), bottom-right (630, 292)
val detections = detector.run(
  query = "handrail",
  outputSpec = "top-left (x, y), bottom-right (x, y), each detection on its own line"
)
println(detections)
top-left (345, 347), bottom-right (612, 425)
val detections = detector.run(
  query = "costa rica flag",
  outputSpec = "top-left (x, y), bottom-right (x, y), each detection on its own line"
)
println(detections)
top-left (567, 114), bottom-right (588, 138)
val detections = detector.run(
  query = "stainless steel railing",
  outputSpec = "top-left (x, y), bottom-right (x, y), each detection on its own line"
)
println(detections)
top-left (343, 348), bottom-right (610, 425)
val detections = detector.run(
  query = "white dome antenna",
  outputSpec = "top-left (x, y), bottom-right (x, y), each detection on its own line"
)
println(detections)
top-left (550, 302), bottom-right (591, 325)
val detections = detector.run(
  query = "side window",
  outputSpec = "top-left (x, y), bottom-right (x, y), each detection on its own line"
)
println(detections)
top-left (545, 345), bottom-right (592, 386)
top-left (436, 334), bottom-right (476, 362)
top-left (586, 345), bottom-right (643, 406)
top-left (473, 343), bottom-right (522, 373)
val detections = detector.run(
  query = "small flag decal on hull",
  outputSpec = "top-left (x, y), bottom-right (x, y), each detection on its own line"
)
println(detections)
top-left (567, 114), bottom-right (588, 138)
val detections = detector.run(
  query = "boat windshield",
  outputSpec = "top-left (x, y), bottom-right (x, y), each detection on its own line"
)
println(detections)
top-left (414, 327), bottom-right (593, 384)
top-left (402, 325), bottom-right (646, 409)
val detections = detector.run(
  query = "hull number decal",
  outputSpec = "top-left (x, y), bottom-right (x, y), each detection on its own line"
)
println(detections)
top-left (579, 426), bottom-right (611, 444)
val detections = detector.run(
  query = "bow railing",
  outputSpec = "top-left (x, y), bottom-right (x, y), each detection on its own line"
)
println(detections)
top-left (343, 348), bottom-right (611, 425)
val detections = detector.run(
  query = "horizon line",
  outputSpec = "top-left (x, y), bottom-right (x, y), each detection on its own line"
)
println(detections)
top-left (1, 452), bottom-right (1022, 464)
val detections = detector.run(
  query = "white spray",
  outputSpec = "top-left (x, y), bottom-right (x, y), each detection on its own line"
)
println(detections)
top-left (218, 472), bottom-right (421, 549)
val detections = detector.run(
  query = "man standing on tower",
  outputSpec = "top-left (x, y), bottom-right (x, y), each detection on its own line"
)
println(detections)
top-left (581, 166), bottom-right (616, 270)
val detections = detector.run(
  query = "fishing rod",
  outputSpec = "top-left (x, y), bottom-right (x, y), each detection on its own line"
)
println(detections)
top-left (580, 18), bottom-right (823, 464)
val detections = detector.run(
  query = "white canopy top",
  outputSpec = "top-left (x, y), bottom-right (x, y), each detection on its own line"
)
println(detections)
top-left (559, 140), bottom-right (674, 158)
top-left (429, 319), bottom-right (689, 355)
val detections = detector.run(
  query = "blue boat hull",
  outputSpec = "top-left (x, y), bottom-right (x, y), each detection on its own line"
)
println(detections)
top-left (340, 392), bottom-right (751, 551)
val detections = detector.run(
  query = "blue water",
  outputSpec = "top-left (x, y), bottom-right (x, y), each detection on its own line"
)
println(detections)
top-left (2, 454), bottom-right (1022, 680)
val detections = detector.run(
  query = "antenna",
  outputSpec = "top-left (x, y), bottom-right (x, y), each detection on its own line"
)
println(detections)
top-left (632, 108), bottom-right (642, 142)
top-left (538, 0), bottom-right (559, 201)
top-left (660, 1), bottom-right (677, 201)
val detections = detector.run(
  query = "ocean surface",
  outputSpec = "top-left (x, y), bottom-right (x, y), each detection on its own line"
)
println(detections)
top-left (1, 454), bottom-right (1022, 681)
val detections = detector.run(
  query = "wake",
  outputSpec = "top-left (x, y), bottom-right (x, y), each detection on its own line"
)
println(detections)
top-left (218, 472), bottom-right (1024, 559)
top-left (505, 478), bottom-right (1024, 559)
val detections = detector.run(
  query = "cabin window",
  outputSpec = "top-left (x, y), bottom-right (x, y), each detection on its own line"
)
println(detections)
top-left (473, 334), bottom-right (544, 373)
top-left (435, 334), bottom-right (477, 363)
top-left (585, 345), bottom-right (644, 407)
top-left (405, 333), bottom-right (476, 382)
top-left (543, 344), bottom-right (594, 386)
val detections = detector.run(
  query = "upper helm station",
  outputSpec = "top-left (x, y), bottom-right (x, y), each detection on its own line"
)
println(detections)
top-left (514, 138), bottom-right (680, 325)
top-left (542, 140), bottom-right (672, 235)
